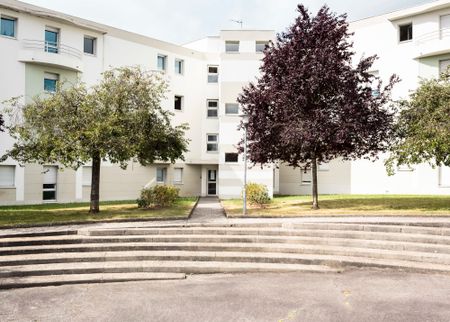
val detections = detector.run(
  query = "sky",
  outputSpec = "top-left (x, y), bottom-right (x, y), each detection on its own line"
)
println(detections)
top-left (22, 0), bottom-right (436, 44)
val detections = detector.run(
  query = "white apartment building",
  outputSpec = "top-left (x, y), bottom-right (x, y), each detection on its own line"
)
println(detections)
top-left (0, 0), bottom-right (449, 205)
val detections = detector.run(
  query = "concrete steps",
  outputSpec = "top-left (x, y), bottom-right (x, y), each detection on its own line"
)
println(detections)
top-left (2, 222), bottom-right (450, 288)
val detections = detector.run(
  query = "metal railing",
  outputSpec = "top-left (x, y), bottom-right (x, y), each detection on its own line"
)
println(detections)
top-left (21, 39), bottom-right (82, 59)
top-left (415, 28), bottom-right (450, 45)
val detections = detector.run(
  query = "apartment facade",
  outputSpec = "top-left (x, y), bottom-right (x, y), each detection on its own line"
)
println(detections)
top-left (0, 0), bottom-right (449, 205)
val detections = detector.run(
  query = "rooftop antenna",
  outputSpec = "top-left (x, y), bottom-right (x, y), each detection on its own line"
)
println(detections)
top-left (230, 19), bottom-right (243, 29)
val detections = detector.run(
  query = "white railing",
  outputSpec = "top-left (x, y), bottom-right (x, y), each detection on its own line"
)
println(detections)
top-left (21, 39), bottom-right (82, 60)
top-left (415, 28), bottom-right (450, 45)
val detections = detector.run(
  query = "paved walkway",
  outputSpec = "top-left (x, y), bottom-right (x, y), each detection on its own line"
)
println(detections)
top-left (189, 197), bottom-right (226, 222)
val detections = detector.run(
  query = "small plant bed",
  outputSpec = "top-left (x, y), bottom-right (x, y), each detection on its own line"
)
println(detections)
top-left (0, 198), bottom-right (197, 228)
top-left (222, 195), bottom-right (450, 217)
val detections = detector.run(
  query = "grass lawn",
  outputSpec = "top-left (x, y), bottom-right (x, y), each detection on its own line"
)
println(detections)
top-left (0, 198), bottom-right (198, 228)
top-left (222, 195), bottom-right (450, 217)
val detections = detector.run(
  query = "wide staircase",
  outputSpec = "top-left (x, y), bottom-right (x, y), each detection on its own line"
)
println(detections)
top-left (2, 221), bottom-right (450, 289)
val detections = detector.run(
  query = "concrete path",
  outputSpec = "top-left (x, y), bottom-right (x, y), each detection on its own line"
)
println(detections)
top-left (188, 197), bottom-right (226, 222)
top-left (1, 270), bottom-right (450, 322)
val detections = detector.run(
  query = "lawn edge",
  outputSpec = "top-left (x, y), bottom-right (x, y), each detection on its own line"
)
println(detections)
top-left (0, 197), bottom-right (199, 230)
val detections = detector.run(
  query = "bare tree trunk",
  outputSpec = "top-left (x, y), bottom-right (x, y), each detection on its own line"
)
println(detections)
top-left (89, 152), bottom-right (101, 214)
top-left (311, 155), bottom-right (319, 210)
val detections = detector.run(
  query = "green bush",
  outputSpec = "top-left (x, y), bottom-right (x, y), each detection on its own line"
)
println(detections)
top-left (243, 183), bottom-right (271, 207)
top-left (137, 185), bottom-right (180, 208)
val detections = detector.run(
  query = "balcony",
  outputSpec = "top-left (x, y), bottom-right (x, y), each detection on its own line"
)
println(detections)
top-left (414, 28), bottom-right (450, 59)
top-left (18, 39), bottom-right (83, 72)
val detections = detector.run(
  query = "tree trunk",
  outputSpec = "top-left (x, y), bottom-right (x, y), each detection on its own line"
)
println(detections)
top-left (89, 152), bottom-right (101, 214)
top-left (311, 155), bottom-right (319, 210)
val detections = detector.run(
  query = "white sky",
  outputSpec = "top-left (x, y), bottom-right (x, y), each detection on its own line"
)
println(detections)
top-left (22, 0), bottom-right (435, 44)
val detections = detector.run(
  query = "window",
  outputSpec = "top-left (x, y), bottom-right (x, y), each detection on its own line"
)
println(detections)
top-left (255, 41), bottom-right (269, 53)
top-left (225, 153), bottom-right (239, 163)
top-left (208, 65), bottom-right (219, 83)
top-left (207, 134), bottom-right (218, 152)
top-left (175, 59), bottom-right (184, 75)
top-left (301, 168), bottom-right (311, 185)
top-left (440, 14), bottom-right (450, 37)
top-left (43, 166), bottom-right (57, 201)
top-left (439, 166), bottom-right (450, 187)
top-left (0, 165), bottom-right (15, 187)
top-left (82, 166), bottom-right (92, 186)
top-left (83, 36), bottom-right (96, 55)
top-left (156, 167), bottom-right (167, 183)
top-left (173, 168), bottom-right (183, 184)
top-left (225, 103), bottom-right (239, 115)
top-left (45, 27), bottom-right (59, 53)
top-left (1, 16), bottom-right (16, 38)
top-left (44, 72), bottom-right (59, 93)
top-left (318, 163), bottom-right (330, 171)
top-left (207, 100), bottom-right (218, 117)
top-left (370, 71), bottom-right (380, 97)
top-left (439, 59), bottom-right (450, 75)
top-left (225, 41), bottom-right (239, 53)
top-left (399, 23), bottom-right (412, 42)
top-left (397, 165), bottom-right (414, 172)
top-left (174, 95), bottom-right (183, 111)
top-left (157, 54), bottom-right (166, 71)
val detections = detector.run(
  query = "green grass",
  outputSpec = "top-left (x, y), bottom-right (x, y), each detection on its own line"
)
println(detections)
top-left (222, 195), bottom-right (450, 217)
top-left (0, 198), bottom-right (198, 228)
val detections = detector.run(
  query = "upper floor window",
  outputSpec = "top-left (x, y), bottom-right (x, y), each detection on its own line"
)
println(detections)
top-left (45, 27), bottom-right (59, 53)
top-left (1, 16), bottom-right (16, 38)
top-left (399, 23), bottom-right (412, 42)
top-left (225, 103), bottom-right (239, 115)
top-left (174, 95), bottom-right (183, 111)
top-left (255, 41), bottom-right (269, 53)
top-left (207, 100), bottom-right (218, 117)
top-left (225, 41), bottom-right (239, 53)
top-left (207, 134), bottom-right (218, 152)
top-left (157, 54), bottom-right (166, 71)
top-left (225, 153), bottom-right (239, 163)
top-left (84, 36), bottom-right (96, 55)
top-left (207, 65), bottom-right (218, 83)
top-left (175, 59), bottom-right (184, 75)
top-left (44, 72), bottom-right (59, 93)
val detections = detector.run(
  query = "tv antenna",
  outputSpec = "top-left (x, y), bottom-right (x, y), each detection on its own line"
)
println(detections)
top-left (230, 19), bottom-right (243, 29)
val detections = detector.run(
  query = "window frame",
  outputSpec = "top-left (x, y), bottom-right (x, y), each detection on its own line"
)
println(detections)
top-left (156, 167), bottom-right (167, 183)
top-left (0, 15), bottom-right (17, 39)
top-left (157, 54), bottom-right (167, 72)
top-left (0, 165), bottom-right (15, 187)
top-left (399, 23), bottom-right (413, 43)
top-left (225, 103), bottom-right (239, 115)
top-left (207, 99), bottom-right (219, 118)
top-left (225, 40), bottom-right (240, 53)
top-left (173, 167), bottom-right (183, 185)
top-left (207, 65), bottom-right (219, 83)
top-left (225, 153), bottom-right (239, 163)
top-left (44, 72), bottom-right (59, 93)
top-left (174, 95), bottom-right (183, 111)
top-left (206, 134), bottom-right (219, 153)
top-left (175, 58), bottom-right (184, 75)
top-left (83, 35), bottom-right (96, 55)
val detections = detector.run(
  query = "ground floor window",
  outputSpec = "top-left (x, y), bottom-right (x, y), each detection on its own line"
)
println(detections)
top-left (82, 166), bottom-right (92, 186)
top-left (0, 165), bottom-right (15, 187)
top-left (156, 167), bottom-right (167, 183)
top-left (301, 167), bottom-right (311, 185)
top-left (439, 166), bottom-right (450, 187)
top-left (43, 166), bottom-right (57, 201)
top-left (173, 168), bottom-right (183, 184)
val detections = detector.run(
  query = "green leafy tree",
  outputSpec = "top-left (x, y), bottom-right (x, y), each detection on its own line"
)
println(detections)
top-left (3, 66), bottom-right (189, 213)
top-left (386, 71), bottom-right (450, 174)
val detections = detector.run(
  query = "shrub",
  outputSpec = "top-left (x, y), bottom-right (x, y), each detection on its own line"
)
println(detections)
top-left (137, 185), bottom-right (180, 208)
top-left (243, 183), bottom-right (271, 207)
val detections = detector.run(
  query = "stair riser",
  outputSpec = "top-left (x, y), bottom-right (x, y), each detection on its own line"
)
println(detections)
top-left (2, 250), bottom-right (450, 267)
top-left (3, 233), bottom-right (450, 247)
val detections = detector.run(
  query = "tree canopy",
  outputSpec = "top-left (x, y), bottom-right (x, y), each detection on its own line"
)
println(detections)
top-left (3, 66), bottom-right (189, 213)
top-left (386, 72), bottom-right (450, 174)
top-left (238, 5), bottom-right (399, 208)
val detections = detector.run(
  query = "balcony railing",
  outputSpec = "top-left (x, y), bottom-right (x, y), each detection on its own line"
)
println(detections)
top-left (415, 28), bottom-right (450, 45)
top-left (21, 39), bottom-right (82, 60)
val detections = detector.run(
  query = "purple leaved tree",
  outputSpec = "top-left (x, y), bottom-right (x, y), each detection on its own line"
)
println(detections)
top-left (238, 5), bottom-right (399, 209)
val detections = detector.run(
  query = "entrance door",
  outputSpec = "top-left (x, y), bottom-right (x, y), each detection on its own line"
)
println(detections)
top-left (207, 170), bottom-right (217, 195)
